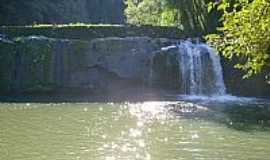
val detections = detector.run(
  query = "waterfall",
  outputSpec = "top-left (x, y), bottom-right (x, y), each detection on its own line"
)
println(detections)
top-left (202, 44), bottom-right (226, 95)
top-left (153, 40), bottom-right (226, 96)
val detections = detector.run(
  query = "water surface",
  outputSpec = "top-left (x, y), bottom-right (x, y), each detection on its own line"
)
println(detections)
top-left (1, 99), bottom-right (270, 160)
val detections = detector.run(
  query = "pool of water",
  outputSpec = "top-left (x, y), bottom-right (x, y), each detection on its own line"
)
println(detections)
top-left (1, 98), bottom-right (270, 160)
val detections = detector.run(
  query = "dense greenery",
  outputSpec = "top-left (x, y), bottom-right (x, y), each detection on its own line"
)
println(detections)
top-left (125, 0), bottom-right (219, 34)
top-left (0, 0), bottom-right (124, 25)
top-left (125, 0), bottom-right (270, 80)
top-left (206, 0), bottom-right (270, 79)
top-left (1, 0), bottom-right (269, 82)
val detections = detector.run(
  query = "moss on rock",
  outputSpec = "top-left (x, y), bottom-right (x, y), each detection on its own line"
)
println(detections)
top-left (0, 41), bottom-right (15, 93)
top-left (71, 40), bottom-right (90, 70)
top-left (12, 37), bottom-right (54, 93)
top-left (0, 25), bottom-right (188, 41)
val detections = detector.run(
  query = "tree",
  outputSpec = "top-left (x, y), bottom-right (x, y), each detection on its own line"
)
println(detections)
top-left (206, 0), bottom-right (270, 79)
top-left (125, 0), bottom-right (217, 34)
top-left (125, 0), bottom-right (168, 26)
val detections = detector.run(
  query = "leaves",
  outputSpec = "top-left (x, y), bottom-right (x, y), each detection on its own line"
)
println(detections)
top-left (124, 0), bottom-right (212, 34)
top-left (206, 0), bottom-right (270, 79)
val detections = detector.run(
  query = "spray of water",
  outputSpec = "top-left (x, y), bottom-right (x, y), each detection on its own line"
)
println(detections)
top-left (152, 40), bottom-right (226, 96)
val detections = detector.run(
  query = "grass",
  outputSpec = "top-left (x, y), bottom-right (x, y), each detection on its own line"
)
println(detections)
top-left (0, 23), bottom-right (190, 41)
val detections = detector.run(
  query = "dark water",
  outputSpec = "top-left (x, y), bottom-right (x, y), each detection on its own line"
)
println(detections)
top-left (1, 96), bottom-right (270, 160)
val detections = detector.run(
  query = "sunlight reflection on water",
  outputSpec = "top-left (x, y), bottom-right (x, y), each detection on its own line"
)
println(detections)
top-left (100, 101), bottom-right (211, 160)
top-left (1, 100), bottom-right (270, 160)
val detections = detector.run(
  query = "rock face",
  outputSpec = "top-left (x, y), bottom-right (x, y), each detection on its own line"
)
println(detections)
top-left (0, 36), bottom-right (173, 94)
top-left (0, 25), bottom-right (187, 41)
top-left (0, 34), bottom-right (269, 97)
top-left (222, 58), bottom-right (270, 97)
top-left (150, 46), bottom-right (180, 90)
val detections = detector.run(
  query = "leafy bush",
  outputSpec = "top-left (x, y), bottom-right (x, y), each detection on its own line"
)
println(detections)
top-left (125, 0), bottom-right (218, 34)
top-left (206, 0), bottom-right (270, 79)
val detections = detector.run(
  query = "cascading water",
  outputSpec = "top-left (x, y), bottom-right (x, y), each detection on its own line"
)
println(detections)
top-left (151, 40), bottom-right (226, 96)
top-left (176, 40), bottom-right (226, 95)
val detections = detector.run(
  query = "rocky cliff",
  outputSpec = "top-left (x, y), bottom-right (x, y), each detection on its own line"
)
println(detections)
top-left (0, 34), bottom-right (175, 94)
top-left (0, 26), bottom-right (269, 97)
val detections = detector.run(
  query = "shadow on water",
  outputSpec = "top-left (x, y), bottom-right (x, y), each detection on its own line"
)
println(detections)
top-left (218, 103), bottom-right (270, 131)
top-left (0, 87), bottom-right (180, 103)
top-left (172, 98), bottom-right (270, 132)
top-left (1, 89), bottom-right (270, 132)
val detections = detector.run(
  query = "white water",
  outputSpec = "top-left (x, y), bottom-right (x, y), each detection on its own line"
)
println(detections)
top-left (203, 44), bottom-right (226, 95)
top-left (159, 40), bottom-right (226, 96)
top-left (157, 41), bottom-right (264, 102)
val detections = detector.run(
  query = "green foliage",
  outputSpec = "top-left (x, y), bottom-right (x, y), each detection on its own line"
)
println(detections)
top-left (125, 0), bottom-right (170, 26)
top-left (0, 38), bottom-right (54, 93)
top-left (125, 0), bottom-right (217, 34)
top-left (206, 0), bottom-right (270, 79)
top-left (72, 41), bottom-right (89, 70)
top-left (0, 25), bottom-right (185, 41)
top-left (15, 38), bottom-right (54, 92)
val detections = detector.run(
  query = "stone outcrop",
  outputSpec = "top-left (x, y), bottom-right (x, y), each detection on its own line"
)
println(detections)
top-left (0, 25), bottom-right (188, 41)
top-left (222, 58), bottom-right (270, 97)
top-left (0, 33), bottom-right (269, 97)
top-left (0, 35), bottom-right (174, 94)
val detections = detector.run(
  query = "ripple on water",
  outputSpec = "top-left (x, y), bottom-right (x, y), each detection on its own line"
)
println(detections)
top-left (1, 100), bottom-right (270, 160)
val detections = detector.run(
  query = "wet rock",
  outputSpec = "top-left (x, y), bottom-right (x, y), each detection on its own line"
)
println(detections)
top-left (85, 37), bottom-right (172, 80)
top-left (151, 46), bottom-right (181, 89)
top-left (0, 34), bottom-right (269, 97)
top-left (0, 36), bottom-right (173, 94)
top-left (222, 57), bottom-right (270, 97)
top-left (0, 34), bottom-right (13, 44)
top-left (167, 103), bottom-right (198, 113)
